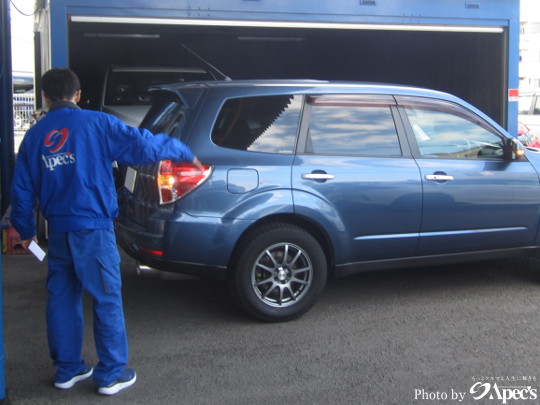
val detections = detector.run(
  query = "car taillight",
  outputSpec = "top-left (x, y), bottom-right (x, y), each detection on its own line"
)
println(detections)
top-left (157, 160), bottom-right (211, 204)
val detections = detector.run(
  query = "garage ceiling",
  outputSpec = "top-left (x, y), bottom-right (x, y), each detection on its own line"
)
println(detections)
top-left (69, 20), bottom-right (504, 124)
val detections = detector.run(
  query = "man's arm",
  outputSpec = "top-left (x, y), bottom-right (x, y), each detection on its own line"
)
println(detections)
top-left (10, 146), bottom-right (38, 242)
top-left (105, 116), bottom-right (199, 166)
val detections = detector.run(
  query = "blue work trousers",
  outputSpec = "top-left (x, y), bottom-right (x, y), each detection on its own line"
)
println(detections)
top-left (46, 228), bottom-right (128, 386)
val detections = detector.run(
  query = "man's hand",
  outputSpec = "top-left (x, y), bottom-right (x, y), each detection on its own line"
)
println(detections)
top-left (21, 236), bottom-right (37, 250)
top-left (192, 156), bottom-right (203, 170)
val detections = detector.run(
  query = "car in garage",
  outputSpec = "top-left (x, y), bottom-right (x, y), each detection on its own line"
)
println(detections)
top-left (100, 66), bottom-right (214, 127)
top-left (115, 80), bottom-right (540, 322)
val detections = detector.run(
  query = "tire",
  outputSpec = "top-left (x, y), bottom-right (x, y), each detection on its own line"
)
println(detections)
top-left (230, 223), bottom-right (327, 322)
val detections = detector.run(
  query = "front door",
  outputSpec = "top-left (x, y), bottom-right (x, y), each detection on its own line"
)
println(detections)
top-left (398, 97), bottom-right (540, 255)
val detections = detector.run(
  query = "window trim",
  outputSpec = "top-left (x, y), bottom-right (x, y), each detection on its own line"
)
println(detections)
top-left (395, 96), bottom-right (508, 160)
top-left (306, 94), bottom-right (396, 107)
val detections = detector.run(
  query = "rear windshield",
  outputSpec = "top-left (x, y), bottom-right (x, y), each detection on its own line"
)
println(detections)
top-left (13, 75), bottom-right (33, 93)
top-left (142, 92), bottom-right (186, 136)
top-left (105, 70), bottom-right (211, 106)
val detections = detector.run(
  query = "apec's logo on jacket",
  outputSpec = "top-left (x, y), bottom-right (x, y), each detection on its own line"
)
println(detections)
top-left (42, 128), bottom-right (76, 171)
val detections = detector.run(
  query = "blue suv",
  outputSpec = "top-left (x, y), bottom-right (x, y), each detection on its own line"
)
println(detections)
top-left (116, 80), bottom-right (540, 322)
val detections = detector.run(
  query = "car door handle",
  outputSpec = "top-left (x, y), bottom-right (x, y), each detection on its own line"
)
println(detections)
top-left (425, 174), bottom-right (454, 181)
top-left (302, 173), bottom-right (335, 180)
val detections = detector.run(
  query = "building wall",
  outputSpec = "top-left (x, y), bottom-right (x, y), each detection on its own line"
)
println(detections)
top-left (36, 0), bottom-right (521, 132)
top-left (520, 21), bottom-right (540, 89)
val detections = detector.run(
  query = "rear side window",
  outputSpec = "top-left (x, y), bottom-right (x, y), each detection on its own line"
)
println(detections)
top-left (304, 95), bottom-right (402, 156)
top-left (212, 95), bottom-right (302, 154)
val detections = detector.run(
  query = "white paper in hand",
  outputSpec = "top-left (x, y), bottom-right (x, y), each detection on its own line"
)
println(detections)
top-left (28, 241), bottom-right (46, 261)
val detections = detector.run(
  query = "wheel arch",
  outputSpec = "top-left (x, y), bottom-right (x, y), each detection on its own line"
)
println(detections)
top-left (227, 213), bottom-right (335, 278)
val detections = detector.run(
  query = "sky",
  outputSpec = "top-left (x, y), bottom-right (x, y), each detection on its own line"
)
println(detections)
top-left (8, 0), bottom-right (540, 74)
top-left (521, 0), bottom-right (540, 20)
top-left (10, 1), bottom-right (35, 74)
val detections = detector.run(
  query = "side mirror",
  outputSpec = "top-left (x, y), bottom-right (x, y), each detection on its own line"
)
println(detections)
top-left (506, 137), bottom-right (526, 161)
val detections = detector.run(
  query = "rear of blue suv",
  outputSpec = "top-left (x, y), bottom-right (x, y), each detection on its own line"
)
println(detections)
top-left (116, 80), bottom-right (540, 322)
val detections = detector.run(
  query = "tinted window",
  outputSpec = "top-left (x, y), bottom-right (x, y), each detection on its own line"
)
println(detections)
top-left (306, 97), bottom-right (401, 156)
top-left (212, 95), bottom-right (302, 154)
top-left (105, 70), bottom-right (211, 106)
top-left (404, 105), bottom-right (505, 159)
top-left (143, 94), bottom-right (186, 136)
top-left (13, 75), bottom-right (33, 94)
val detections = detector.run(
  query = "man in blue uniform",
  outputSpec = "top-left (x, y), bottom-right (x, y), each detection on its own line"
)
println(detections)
top-left (10, 68), bottom-right (202, 395)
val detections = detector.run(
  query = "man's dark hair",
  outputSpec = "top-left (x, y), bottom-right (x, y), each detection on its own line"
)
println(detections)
top-left (41, 68), bottom-right (80, 102)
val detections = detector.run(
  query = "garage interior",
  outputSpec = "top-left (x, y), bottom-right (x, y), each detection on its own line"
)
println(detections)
top-left (68, 21), bottom-right (506, 126)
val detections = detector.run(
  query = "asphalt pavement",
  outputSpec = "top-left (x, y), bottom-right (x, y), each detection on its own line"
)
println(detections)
top-left (2, 244), bottom-right (540, 405)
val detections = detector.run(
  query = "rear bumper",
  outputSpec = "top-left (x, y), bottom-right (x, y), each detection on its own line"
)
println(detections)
top-left (115, 218), bottom-right (228, 280)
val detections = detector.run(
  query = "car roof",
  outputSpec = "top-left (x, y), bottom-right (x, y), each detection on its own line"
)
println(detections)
top-left (12, 74), bottom-right (34, 86)
top-left (151, 79), bottom-right (507, 135)
top-left (109, 66), bottom-right (208, 73)
top-left (157, 79), bottom-right (459, 101)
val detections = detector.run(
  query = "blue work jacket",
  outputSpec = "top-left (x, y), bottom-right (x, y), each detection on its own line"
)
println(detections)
top-left (10, 102), bottom-right (194, 240)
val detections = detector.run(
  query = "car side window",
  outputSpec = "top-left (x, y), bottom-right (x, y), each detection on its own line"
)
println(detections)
top-left (403, 105), bottom-right (505, 159)
top-left (212, 95), bottom-right (302, 154)
top-left (305, 95), bottom-right (402, 156)
top-left (534, 96), bottom-right (540, 115)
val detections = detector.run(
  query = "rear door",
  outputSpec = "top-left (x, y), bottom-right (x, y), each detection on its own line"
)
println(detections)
top-left (397, 96), bottom-right (540, 255)
top-left (292, 94), bottom-right (423, 263)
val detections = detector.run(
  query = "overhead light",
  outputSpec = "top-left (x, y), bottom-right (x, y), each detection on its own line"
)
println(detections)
top-left (82, 33), bottom-right (160, 39)
top-left (71, 16), bottom-right (504, 34)
top-left (237, 36), bottom-right (305, 42)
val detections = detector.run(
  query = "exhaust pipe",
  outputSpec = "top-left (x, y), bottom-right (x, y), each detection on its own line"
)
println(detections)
top-left (136, 262), bottom-right (160, 277)
top-left (135, 262), bottom-right (195, 281)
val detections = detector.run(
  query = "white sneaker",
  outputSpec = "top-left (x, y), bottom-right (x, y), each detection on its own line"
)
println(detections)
top-left (98, 368), bottom-right (137, 395)
top-left (54, 365), bottom-right (93, 389)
